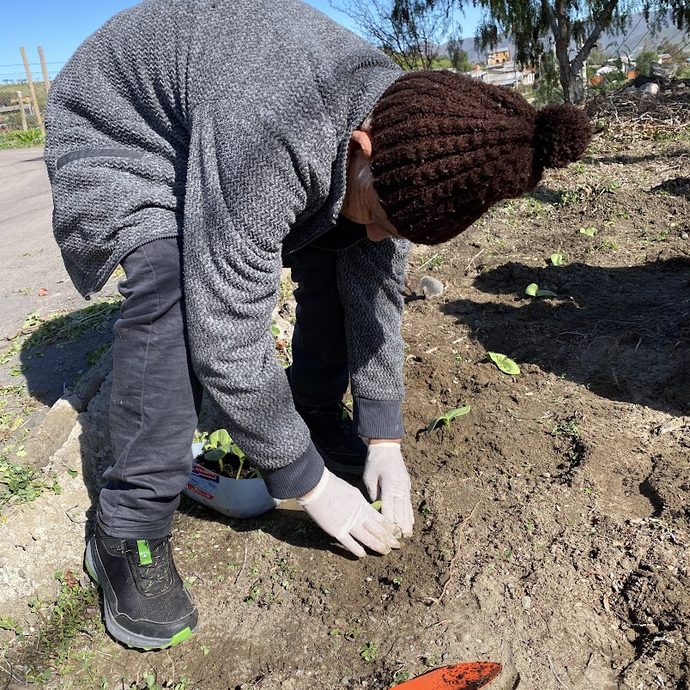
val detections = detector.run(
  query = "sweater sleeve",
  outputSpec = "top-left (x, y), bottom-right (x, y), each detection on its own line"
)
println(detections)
top-left (182, 101), bottom-right (324, 499)
top-left (336, 236), bottom-right (410, 439)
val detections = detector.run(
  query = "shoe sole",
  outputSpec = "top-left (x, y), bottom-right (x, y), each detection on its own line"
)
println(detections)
top-left (85, 539), bottom-right (198, 650)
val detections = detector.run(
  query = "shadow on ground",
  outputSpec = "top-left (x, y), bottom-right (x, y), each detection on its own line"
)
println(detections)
top-left (441, 257), bottom-right (690, 415)
top-left (17, 299), bottom-right (120, 406)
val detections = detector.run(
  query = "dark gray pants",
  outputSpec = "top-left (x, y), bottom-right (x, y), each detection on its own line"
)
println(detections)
top-left (100, 237), bottom-right (350, 537)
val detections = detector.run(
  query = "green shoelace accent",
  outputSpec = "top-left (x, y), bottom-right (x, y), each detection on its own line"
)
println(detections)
top-left (137, 539), bottom-right (152, 566)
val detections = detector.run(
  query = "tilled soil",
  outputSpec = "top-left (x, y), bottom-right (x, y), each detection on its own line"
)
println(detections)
top-left (2, 91), bottom-right (689, 689)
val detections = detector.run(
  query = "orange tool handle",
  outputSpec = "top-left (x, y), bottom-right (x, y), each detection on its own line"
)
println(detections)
top-left (394, 661), bottom-right (502, 690)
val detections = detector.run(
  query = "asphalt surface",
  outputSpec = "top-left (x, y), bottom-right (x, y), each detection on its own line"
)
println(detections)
top-left (0, 147), bottom-right (119, 405)
top-left (0, 147), bottom-right (83, 341)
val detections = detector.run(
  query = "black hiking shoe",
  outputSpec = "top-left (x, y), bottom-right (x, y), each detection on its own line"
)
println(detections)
top-left (85, 524), bottom-right (198, 650)
top-left (295, 401), bottom-right (367, 474)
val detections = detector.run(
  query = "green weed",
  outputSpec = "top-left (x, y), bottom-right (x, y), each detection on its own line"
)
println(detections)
top-left (0, 128), bottom-right (45, 150)
top-left (359, 641), bottom-right (379, 663)
top-left (0, 446), bottom-right (61, 513)
top-left (17, 571), bottom-right (103, 684)
top-left (418, 253), bottom-right (445, 269)
top-left (87, 343), bottom-right (111, 368)
top-left (551, 417), bottom-right (580, 438)
top-left (557, 189), bottom-right (584, 206)
top-left (594, 238), bottom-right (619, 251)
top-left (391, 669), bottom-right (412, 686)
top-left (133, 671), bottom-right (193, 689)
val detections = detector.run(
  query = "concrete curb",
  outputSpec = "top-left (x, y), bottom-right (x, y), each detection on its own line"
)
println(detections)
top-left (25, 346), bottom-right (113, 471)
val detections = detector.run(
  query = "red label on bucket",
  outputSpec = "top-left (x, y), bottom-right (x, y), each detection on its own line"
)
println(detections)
top-left (191, 463), bottom-right (220, 482)
top-left (186, 484), bottom-right (215, 500)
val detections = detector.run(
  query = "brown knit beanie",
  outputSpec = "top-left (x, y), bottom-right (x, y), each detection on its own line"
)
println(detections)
top-left (370, 70), bottom-right (594, 245)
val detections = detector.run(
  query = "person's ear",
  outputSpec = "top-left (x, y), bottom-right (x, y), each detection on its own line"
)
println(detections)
top-left (349, 129), bottom-right (373, 159)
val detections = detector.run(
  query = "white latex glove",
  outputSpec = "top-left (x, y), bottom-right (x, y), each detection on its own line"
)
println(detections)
top-left (363, 442), bottom-right (414, 538)
top-left (297, 468), bottom-right (401, 558)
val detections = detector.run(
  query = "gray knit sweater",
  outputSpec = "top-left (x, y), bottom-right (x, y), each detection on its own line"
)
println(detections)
top-left (44, 0), bottom-right (409, 498)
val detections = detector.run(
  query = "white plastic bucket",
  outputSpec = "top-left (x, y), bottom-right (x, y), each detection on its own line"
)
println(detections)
top-left (183, 442), bottom-right (280, 518)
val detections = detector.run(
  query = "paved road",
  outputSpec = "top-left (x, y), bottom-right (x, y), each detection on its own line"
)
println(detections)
top-left (0, 147), bottom-right (118, 403)
top-left (0, 147), bottom-right (87, 341)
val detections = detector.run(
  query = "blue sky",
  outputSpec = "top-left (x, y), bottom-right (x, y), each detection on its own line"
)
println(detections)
top-left (0, 0), bottom-right (481, 83)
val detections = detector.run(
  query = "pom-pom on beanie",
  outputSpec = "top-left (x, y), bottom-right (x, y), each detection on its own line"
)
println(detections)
top-left (369, 70), bottom-right (593, 245)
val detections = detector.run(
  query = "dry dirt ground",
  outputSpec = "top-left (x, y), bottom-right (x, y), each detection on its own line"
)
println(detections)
top-left (1, 87), bottom-right (689, 689)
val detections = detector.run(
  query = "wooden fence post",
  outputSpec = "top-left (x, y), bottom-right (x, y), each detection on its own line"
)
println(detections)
top-left (38, 46), bottom-right (51, 93)
top-left (16, 91), bottom-right (28, 131)
top-left (19, 46), bottom-right (44, 134)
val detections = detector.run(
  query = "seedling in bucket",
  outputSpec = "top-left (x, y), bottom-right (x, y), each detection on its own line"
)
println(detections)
top-left (200, 429), bottom-right (258, 480)
top-left (184, 430), bottom-right (279, 519)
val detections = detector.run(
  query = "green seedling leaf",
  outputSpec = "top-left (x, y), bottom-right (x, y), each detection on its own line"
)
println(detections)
top-left (229, 441), bottom-right (245, 460)
top-left (445, 405), bottom-right (471, 421)
top-left (487, 352), bottom-right (520, 375)
top-left (426, 405), bottom-right (471, 432)
top-left (206, 429), bottom-right (231, 449)
top-left (371, 500), bottom-right (382, 511)
top-left (579, 227), bottom-right (598, 237)
top-left (550, 253), bottom-right (564, 266)
top-left (200, 428), bottom-right (256, 479)
top-left (526, 283), bottom-right (557, 299)
top-left (203, 448), bottom-right (226, 463)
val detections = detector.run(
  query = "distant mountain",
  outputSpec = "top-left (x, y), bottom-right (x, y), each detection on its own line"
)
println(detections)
top-left (442, 11), bottom-right (686, 64)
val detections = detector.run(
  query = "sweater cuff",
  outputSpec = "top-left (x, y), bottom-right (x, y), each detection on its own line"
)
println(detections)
top-left (353, 397), bottom-right (405, 439)
top-left (261, 440), bottom-right (325, 499)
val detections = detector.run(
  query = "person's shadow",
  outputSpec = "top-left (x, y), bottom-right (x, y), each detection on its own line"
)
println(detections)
top-left (441, 257), bottom-right (690, 414)
top-left (17, 299), bottom-right (119, 407)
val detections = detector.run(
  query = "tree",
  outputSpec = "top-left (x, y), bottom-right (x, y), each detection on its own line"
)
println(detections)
top-left (586, 42), bottom-right (609, 67)
top-left (532, 49), bottom-right (564, 107)
top-left (636, 48), bottom-right (660, 75)
top-left (657, 36), bottom-right (690, 63)
top-left (474, 0), bottom-right (690, 103)
top-left (330, 0), bottom-right (458, 70)
top-left (447, 39), bottom-right (472, 70)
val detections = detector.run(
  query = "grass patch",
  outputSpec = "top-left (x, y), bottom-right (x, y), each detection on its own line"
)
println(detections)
top-left (2, 571), bottom-right (103, 686)
top-left (0, 439), bottom-right (61, 514)
top-left (0, 128), bottom-right (44, 150)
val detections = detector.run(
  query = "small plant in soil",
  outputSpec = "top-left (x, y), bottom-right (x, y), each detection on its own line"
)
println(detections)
top-left (525, 283), bottom-right (557, 298)
top-left (196, 429), bottom-right (260, 480)
top-left (487, 352), bottom-right (521, 375)
top-left (550, 251), bottom-right (564, 266)
top-left (359, 641), bottom-right (379, 663)
top-left (392, 669), bottom-right (412, 685)
top-left (425, 405), bottom-right (471, 433)
top-left (579, 226), bottom-right (598, 237)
